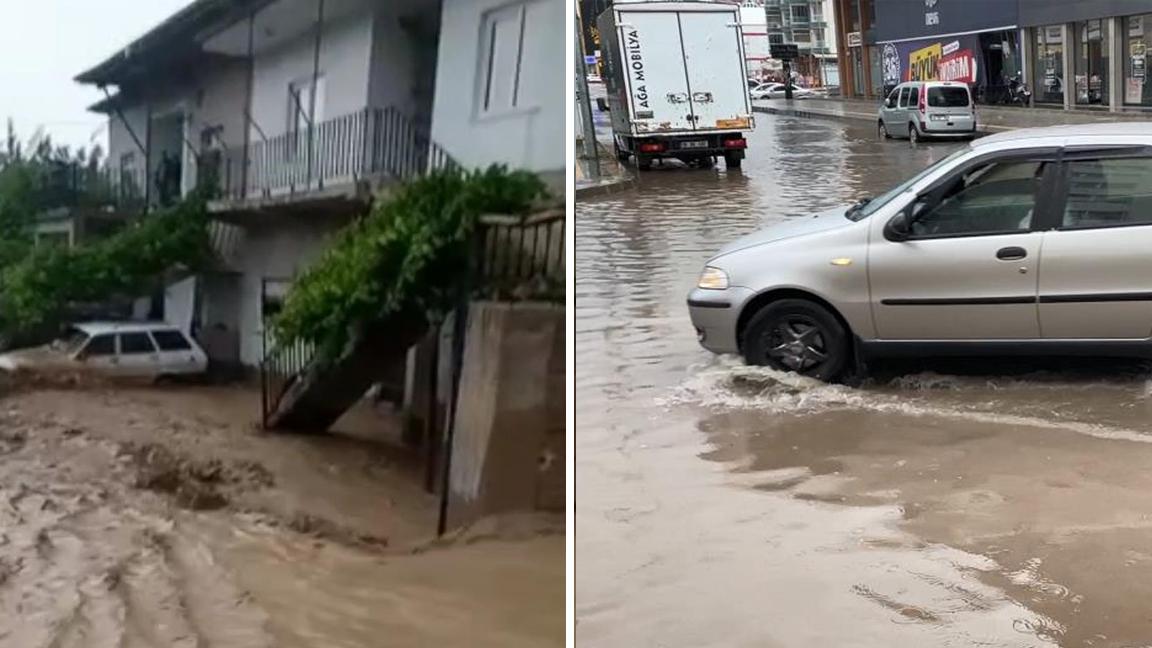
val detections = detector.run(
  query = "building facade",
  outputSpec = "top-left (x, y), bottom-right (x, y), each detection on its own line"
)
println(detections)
top-left (76, 0), bottom-right (564, 369)
top-left (834, 0), bottom-right (1021, 100)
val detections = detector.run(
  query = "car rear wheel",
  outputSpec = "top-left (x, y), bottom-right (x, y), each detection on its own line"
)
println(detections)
top-left (742, 299), bottom-right (849, 381)
top-left (637, 155), bottom-right (652, 171)
top-left (908, 123), bottom-right (920, 145)
top-left (724, 152), bottom-right (743, 169)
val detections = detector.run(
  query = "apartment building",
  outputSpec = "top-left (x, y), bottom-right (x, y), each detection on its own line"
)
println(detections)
top-left (744, 0), bottom-right (838, 85)
top-left (75, 0), bottom-right (563, 369)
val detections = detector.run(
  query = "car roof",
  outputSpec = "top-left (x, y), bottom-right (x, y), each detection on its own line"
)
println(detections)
top-left (974, 121), bottom-right (1152, 148)
top-left (72, 321), bottom-right (182, 336)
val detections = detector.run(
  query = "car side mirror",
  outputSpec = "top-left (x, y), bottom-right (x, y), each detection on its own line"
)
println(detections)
top-left (885, 98), bottom-right (896, 108)
top-left (885, 212), bottom-right (912, 242)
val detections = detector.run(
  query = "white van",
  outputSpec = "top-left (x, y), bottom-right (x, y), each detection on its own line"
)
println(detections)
top-left (878, 81), bottom-right (977, 142)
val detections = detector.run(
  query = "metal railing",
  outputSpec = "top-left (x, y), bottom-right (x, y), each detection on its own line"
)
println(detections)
top-left (31, 163), bottom-right (147, 213)
top-left (260, 335), bottom-right (316, 429)
top-left (217, 106), bottom-right (456, 202)
top-left (475, 210), bottom-right (566, 303)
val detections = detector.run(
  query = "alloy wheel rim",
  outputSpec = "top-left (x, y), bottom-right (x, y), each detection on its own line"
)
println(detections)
top-left (763, 317), bottom-right (828, 372)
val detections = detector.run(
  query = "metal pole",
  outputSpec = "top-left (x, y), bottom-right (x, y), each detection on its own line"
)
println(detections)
top-left (307, 0), bottom-right (325, 187)
top-left (241, 11), bottom-right (256, 197)
top-left (575, 10), bottom-right (600, 177)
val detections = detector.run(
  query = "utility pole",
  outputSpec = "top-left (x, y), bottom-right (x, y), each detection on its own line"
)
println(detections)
top-left (575, 9), bottom-right (600, 177)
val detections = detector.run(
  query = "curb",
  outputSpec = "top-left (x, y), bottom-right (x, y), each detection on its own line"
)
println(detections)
top-left (752, 103), bottom-right (1046, 135)
top-left (575, 175), bottom-right (636, 199)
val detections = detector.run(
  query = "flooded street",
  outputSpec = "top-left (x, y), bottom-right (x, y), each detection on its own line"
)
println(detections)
top-left (0, 384), bottom-right (562, 647)
top-left (576, 114), bottom-right (1152, 647)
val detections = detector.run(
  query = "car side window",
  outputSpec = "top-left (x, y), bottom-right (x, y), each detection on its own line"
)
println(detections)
top-left (910, 160), bottom-right (1047, 238)
top-left (1062, 157), bottom-right (1152, 229)
top-left (84, 335), bottom-right (115, 357)
top-left (120, 332), bottom-right (156, 354)
top-left (909, 86), bottom-right (920, 106)
top-left (897, 86), bottom-right (910, 108)
top-left (152, 330), bottom-right (192, 351)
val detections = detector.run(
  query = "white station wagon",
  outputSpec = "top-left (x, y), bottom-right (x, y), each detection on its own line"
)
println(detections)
top-left (0, 322), bottom-right (208, 379)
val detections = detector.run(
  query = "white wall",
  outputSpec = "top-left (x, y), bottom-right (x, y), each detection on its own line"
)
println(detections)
top-left (232, 219), bottom-right (343, 366)
top-left (248, 11), bottom-right (374, 140)
top-left (430, 0), bottom-right (564, 176)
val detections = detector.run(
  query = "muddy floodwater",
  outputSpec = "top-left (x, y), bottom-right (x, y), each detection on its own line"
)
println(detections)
top-left (576, 115), bottom-right (1152, 647)
top-left (0, 383), bottom-right (562, 647)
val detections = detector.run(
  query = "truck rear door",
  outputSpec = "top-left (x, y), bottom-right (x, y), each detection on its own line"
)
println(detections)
top-left (617, 10), bottom-right (695, 132)
top-left (679, 9), bottom-right (750, 131)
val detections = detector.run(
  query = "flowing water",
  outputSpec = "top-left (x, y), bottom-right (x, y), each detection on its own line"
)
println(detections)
top-left (0, 385), bottom-right (562, 647)
top-left (576, 114), bottom-right (1152, 647)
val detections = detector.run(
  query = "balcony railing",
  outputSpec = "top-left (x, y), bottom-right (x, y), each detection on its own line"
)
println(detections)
top-left (211, 106), bottom-right (456, 203)
top-left (32, 163), bottom-right (148, 213)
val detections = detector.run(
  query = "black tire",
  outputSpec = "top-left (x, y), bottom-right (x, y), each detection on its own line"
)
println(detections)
top-left (741, 299), bottom-right (850, 381)
top-left (637, 155), bottom-right (652, 171)
top-left (878, 120), bottom-right (890, 139)
top-left (908, 123), bottom-right (920, 145)
top-left (614, 140), bottom-right (630, 162)
top-left (724, 152), bottom-right (742, 169)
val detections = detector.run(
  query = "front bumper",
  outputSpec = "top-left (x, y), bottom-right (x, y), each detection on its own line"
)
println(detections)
top-left (686, 286), bottom-right (755, 354)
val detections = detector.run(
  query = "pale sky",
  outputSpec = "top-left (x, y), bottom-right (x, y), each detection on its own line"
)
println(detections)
top-left (0, 0), bottom-right (195, 154)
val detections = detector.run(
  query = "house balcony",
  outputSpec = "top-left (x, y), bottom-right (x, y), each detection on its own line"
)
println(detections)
top-left (204, 106), bottom-right (455, 221)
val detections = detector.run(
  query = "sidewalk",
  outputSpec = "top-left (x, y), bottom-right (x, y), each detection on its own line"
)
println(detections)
top-left (753, 96), bottom-right (1152, 134)
top-left (575, 138), bottom-right (635, 199)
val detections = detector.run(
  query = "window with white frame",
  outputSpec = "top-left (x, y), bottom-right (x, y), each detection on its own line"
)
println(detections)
top-left (813, 28), bottom-right (825, 44)
top-left (793, 29), bottom-right (812, 43)
top-left (811, 3), bottom-right (823, 20)
top-left (478, 2), bottom-right (531, 116)
top-left (768, 33), bottom-right (785, 44)
top-left (790, 4), bottom-right (810, 21)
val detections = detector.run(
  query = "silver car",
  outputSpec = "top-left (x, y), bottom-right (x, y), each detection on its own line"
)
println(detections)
top-left (687, 123), bottom-right (1152, 380)
top-left (878, 81), bottom-right (976, 142)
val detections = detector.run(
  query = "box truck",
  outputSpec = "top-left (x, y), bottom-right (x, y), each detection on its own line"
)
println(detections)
top-left (598, 1), bottom-right (754, 171)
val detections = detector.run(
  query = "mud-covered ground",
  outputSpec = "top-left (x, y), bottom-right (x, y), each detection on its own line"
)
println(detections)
top-left (0, 383), bottom-right (562, 647)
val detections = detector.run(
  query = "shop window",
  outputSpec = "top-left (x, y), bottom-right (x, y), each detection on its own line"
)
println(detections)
top-left (1124, 15), bottom-right (1152, 105)
top-left (1034, 26), bottom-right (1065, 104)
top-left (1074, 19), bottom-right (1108, 105)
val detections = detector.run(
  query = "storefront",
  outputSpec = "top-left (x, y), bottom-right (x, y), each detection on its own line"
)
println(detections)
top-left (876, 30), bottom-right (1020, 101)
top-left (865, 0), bottom-right (1021, 102)
top-left (1020, 1), bottom-right (1152, 111)
top-left (1124, 14), bottom-right (1152, 106)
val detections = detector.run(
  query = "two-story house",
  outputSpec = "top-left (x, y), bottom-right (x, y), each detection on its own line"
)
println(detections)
top-left (75, 0), bottom-right (563, 369)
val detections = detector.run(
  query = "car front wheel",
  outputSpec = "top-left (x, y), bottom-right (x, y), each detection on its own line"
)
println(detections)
top-left (878, 120), bottom-right (890, 139)
top-left (741, 299), bottom-right (849, 381)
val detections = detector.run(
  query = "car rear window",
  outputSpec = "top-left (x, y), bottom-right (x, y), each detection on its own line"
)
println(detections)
top-left (928, 86), bottom-right (970, 107)
top-left (120, 332), bottom-right (156, 354)
top-left (152, 330), bottom-right (192, 351)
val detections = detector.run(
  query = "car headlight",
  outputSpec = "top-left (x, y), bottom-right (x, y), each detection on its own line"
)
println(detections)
top-left (697, 266), bottom-right (729, 290)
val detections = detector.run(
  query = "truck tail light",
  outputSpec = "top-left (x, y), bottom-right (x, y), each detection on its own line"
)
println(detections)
top-left (638, 142), bottom-right (666, 153)
top-left (722, 138), bottom-right (747, 149)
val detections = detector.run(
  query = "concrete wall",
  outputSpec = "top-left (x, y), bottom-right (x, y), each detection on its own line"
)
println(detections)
top-left (248, 11), bottom-right (373, 139)
top-left (231, 217), bottom-right (344, 366)
top-left (430, 0), bottom-right (565, 176)
top-left (447, 301), bottom-right (565, 528)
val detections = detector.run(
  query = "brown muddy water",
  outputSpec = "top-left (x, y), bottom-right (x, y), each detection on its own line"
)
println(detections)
top-left (576, 115), bottom-right (1152, 647)
top-left (0, 384), bottom-right (562, 647)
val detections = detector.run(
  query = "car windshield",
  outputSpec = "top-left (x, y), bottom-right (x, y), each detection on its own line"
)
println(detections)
top-left (928, 86), bottom-right (970, 107)
top-left (846, 148), bottom-right (970, 221)
top-left (58, 329), bottom-right (90, 354)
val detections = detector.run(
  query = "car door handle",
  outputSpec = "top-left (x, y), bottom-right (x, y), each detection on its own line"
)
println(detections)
top-left (996, 246), bottom-right (1027, 260)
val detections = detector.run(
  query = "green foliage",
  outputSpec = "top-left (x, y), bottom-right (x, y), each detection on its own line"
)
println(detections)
top-left (0, 199), bottom-right (213, 335)
top-left (274, 166), bottom-right (548, 353)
